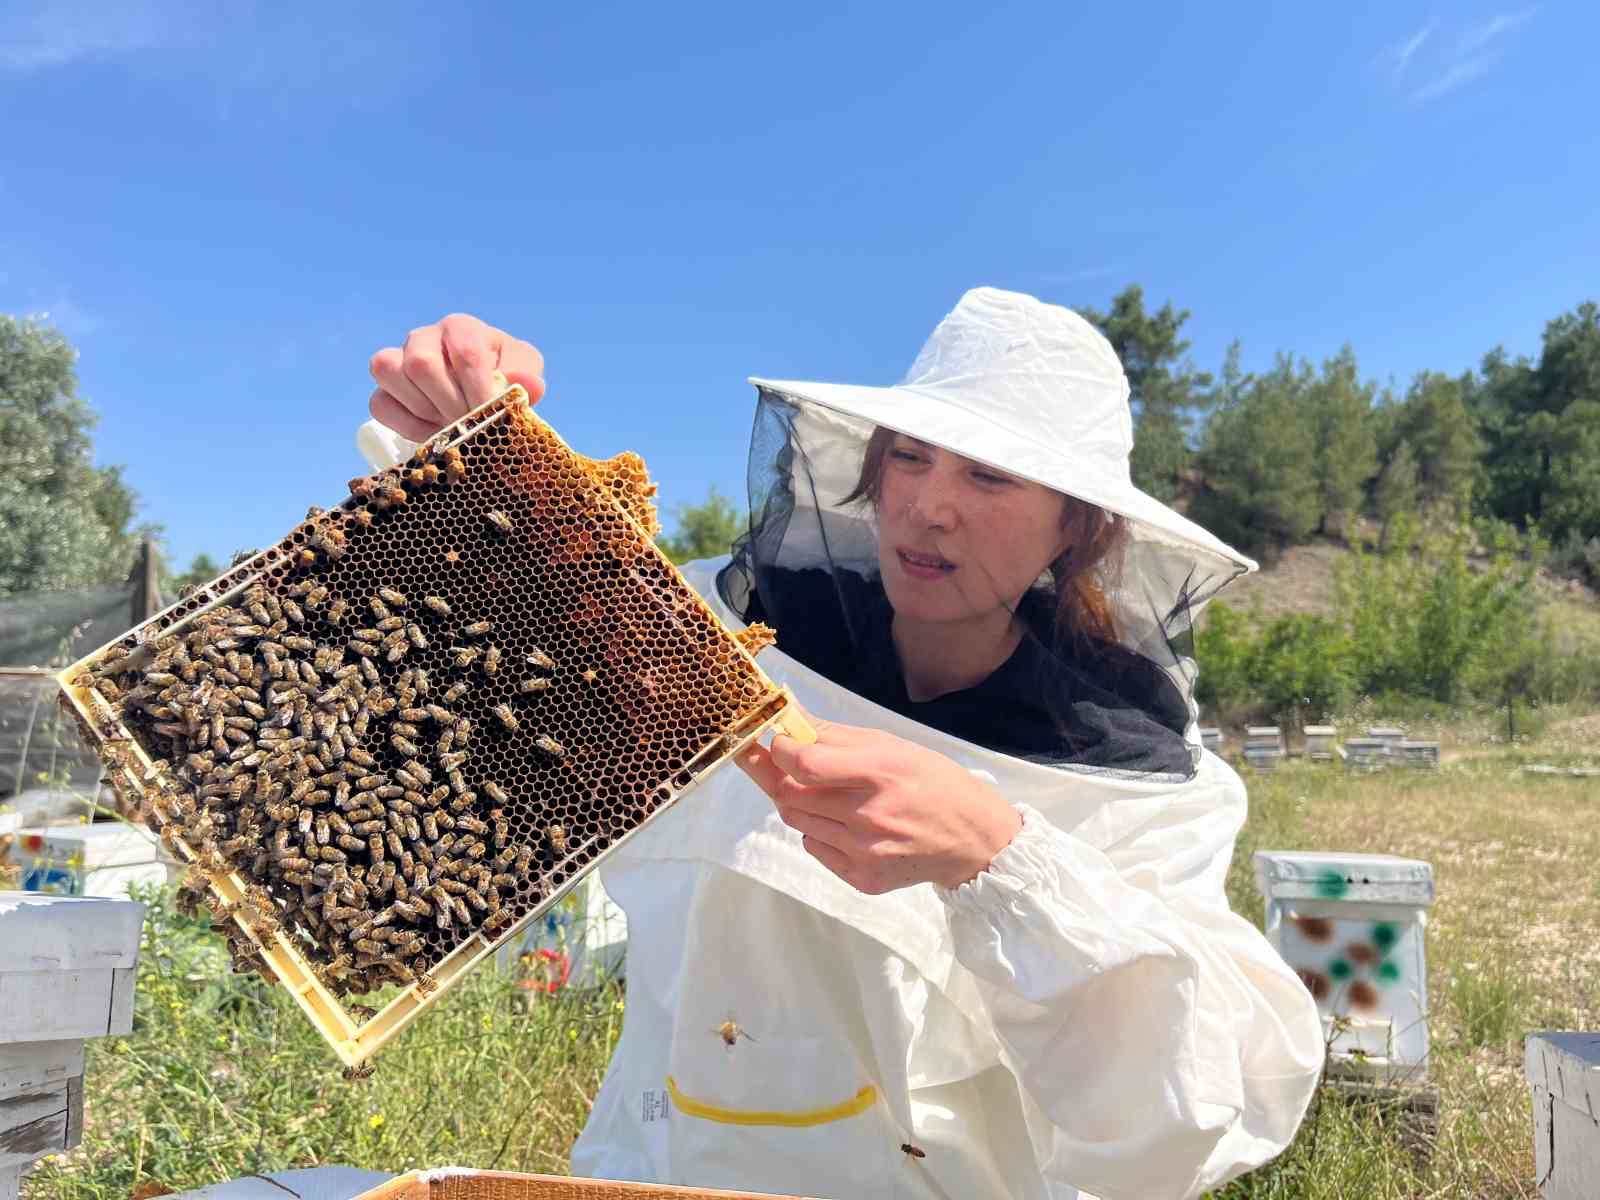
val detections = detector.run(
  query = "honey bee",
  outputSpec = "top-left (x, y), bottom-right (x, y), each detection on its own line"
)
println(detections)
top-left (519, 676), bottom-right (550, 695)
top-left (296, 547), bottom-right (319, 567)
top-left (375, 485), bottom-right (407, 509)
top-left (481, 645), bottom-right (501, 676)
top-left (439, 749), bottom-right (470, 771)
top-left (482, 780), bottom-right (508, 805)
top-left (451, 645), bottom-right (480, 669)
top-left (369, 597), bottom-right (392, 622)
top-left (350, 508), bottom-right (375, 529)
top-left (378, 587), bottom-right (407, 608)
top-left (900, 1144), bottom-right (927, 1161)
top-left (716, 1019), bottom-right (755, 1048)
top-left (534, 734), bottom-right (567, 760)
top-left (460, 619), bottom-right (493, 638)
top-left (489, 704), bottom-right (519, 733)
top-left (406, 624), bottom-right (427, 650)
top-left (546, 824), bottom-right (567, 854)
top-left (443, 681), bottom-right (470, 704)
top-left (422, 595), bottom-right (452, 618)
top-left (384, 641), bottom-right (409, 665)
top-left (484, 510), bottom-right (513, 536)
top-left (415, 972), bottom-right (439, 997)
top-left (526, 647), bottom-right (557, 672)
top-left (342, 1061), bottom-right (376, 1083)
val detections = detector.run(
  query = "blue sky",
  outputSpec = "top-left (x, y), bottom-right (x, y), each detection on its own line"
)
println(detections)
top-left (2, 1), bottom-right (1595, 572)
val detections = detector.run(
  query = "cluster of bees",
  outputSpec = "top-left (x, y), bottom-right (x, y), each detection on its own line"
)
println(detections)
top-left (72, 440), bottom-right (579, 1001)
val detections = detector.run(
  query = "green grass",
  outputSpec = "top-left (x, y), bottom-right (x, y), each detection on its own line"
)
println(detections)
top-left (29, 714), bottom-right (1600, 1200)
top-left (27, 896), bottom-right (622, 1198)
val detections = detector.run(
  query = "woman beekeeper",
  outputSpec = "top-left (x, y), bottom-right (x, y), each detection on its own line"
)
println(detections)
top-left (366, 288), bottom-right (1325, 1200)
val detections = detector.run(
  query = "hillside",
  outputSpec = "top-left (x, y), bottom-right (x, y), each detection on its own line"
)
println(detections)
top-left (1212, 534), bottom-right (1600, 651)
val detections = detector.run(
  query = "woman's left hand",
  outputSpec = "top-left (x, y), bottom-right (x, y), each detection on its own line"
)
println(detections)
top-left (738, 717), bottom-right (1023, 894)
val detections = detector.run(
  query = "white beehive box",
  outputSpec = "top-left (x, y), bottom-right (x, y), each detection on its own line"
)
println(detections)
top-left (1303, 725), bottom-right (1337, 761)
top-left (1341, 736), bottom-right (1391, 771)
top-left (0, 892), bottom-right (143, 1194)
top-left (1366, 726), bottom-right (1405, 752)
top-left (4, 822), bottom-right (180, 898)
top-left (1526, 1032), bottom-right (1600, 1199)
top-left (1253, 851), bottom-right (1435, 1083)
top-left (1243, 725), bottom-right (1285, 770)
top-left (1399, 740), bottom-right (1440, 769)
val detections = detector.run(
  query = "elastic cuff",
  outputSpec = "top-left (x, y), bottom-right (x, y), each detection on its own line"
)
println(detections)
top-left (934, 801), bottom-right (1057, 912)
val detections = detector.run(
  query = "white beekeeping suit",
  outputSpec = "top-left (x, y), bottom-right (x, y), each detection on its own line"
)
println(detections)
top-left (567, 287), bottom-right (1324, 1199)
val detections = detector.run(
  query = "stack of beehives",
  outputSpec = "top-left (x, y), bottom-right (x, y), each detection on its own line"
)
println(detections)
top-left (1302, 725), bottom-right (1337, 762)
top-left (1398, 740), bottom-right (1441, 769)
top-left (0, 893), bottom-right (142, 1200)
top-left (1340, 737), bottom-right (1390, 771)
top-left (1243, 726), bottom-right (1285, 770)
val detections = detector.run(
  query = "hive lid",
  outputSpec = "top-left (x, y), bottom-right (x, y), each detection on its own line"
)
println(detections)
top-left (1525, 1032), bottom-right (1600, 1111)
top-left (0, 892), bottom-right (144, 971)
top-left (1252, 850), bottom-right (1435, 906)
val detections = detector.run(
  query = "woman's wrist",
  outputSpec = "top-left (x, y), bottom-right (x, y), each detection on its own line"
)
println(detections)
top-left (941, 793), bottom-right (1024, 889)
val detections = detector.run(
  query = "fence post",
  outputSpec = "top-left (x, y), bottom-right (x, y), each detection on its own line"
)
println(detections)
top-left (130, 539), bottom-right (161, 626)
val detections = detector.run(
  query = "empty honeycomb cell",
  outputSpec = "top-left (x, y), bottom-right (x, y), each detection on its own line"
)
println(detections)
top-left (58, 384), bottom-right (795, 1039)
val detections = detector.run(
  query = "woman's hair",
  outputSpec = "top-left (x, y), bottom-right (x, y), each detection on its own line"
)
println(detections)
top-left (841, 426), bottom-right (1126, 653)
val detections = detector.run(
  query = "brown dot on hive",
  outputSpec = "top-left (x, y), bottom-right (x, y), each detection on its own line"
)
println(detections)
top-left (1290, 913), bottom-right (1335, 943)
top-left (1348, 980), bottom-right (1380, 1011)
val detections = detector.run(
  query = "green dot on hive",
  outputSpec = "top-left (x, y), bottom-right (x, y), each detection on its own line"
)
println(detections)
top-left (1377, 961), bottom-right (1401, 983)
top-left (1317, 871), bottom-right (1349, 899)
top-left (1371, 922), bottom-right (1398, 950)
top-left (1329, 958), bottom-right (1353, 981)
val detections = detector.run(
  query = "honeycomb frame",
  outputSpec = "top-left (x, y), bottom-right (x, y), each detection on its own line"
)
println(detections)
top-left (55, 383), bottom-right (811, 1067)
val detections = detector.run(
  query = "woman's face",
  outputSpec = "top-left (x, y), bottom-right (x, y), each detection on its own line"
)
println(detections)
top-left (875, 434), bottom-right (1073, 628)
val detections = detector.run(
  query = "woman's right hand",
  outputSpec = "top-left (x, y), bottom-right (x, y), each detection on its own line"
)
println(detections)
top-left (368, 313), bottom-right (547, 440)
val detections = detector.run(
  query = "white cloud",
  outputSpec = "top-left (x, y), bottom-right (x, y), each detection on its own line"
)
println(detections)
top-left (0, 1), bottom-right (181, 69)
top-left (1379, 21), bottom-right (1437, 84)
top-left (1375, 9), bottom-right (1538, 106)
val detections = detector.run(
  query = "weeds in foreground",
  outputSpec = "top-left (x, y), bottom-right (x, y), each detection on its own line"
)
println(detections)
top-left (30, 742), bottom-right (1598, 1200)
top-left (27, 890), bottom-right (623, 1199)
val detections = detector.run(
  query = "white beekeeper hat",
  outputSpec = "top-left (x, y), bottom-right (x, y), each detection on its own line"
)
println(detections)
top-left (748, 286), bottom-right (1258, 584)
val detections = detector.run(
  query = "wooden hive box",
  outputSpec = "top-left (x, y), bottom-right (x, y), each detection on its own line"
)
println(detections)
top-left (0, 892), bottom-right (143, 1196)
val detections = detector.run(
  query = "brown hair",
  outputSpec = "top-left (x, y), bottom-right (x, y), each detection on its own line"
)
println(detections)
top-left (842, 427), bottom-right (1125, 652)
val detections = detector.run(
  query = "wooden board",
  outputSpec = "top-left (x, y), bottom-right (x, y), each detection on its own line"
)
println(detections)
top-left (0, 1042), bottom-right (85, 1101)
top-left (1527, 1032), bottom-right (1600, 1199)
top-left (0, 970), bottom-right (135, 1043)
top-left (0, 1074), bottom-right (81, 1170)
top-left (360, 1168), bottom-right (816, 1200)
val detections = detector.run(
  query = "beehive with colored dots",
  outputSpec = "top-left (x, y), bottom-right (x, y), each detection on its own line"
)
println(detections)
top-left (1253, 850), bottom-right (1436, 1082)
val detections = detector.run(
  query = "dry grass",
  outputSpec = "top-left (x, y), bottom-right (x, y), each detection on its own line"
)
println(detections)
top-left (1212, 736), bottom-right (1600, 1198)
top-left (23, 722), bottom-right (1600, 1200)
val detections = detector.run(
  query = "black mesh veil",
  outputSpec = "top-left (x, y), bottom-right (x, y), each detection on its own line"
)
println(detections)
top-left (716, 388), bottom-right (1248, 781)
